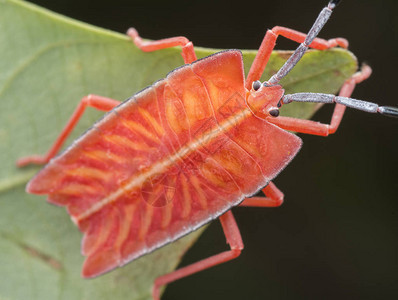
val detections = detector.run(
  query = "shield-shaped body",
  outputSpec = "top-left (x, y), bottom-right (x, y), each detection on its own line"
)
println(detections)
top-left (28, 50), bottom-right (302, 277)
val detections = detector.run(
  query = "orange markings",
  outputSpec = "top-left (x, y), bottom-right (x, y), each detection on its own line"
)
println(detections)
top-left (137, 107), bottom-right (165, 136)
top-left (103, 134), bottom-right (149, 151)
top-left (199, 159), bottom-right (227, 188)
top-left (57, 183), bottom-right (97, 196)
top-left (114, 204), bottom-right (136, 252)
top-left (215, 149), bottom-right (243, 175)
top-left (83, 150), bottom-right (123, 163)
top-left (189, 175), bottom-right (207, 210)
top-left (121, 119), bottom-right (160, 143)
top-left (181, 90), bottom-right (212, 122)
top-left (180, 175), bottom-right (192, 218)
top-left (164, 96), bottom-right (190, 134)
top-left (66, 166), bottom-right (111, 181)
top-left (161, 202), bottom-right (173, 229)
top-left (87, 209), bottom-right (116, 256)
top-left (138, 205), bottom-right (154, 240)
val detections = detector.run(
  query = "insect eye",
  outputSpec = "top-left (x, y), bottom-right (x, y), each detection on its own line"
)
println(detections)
top-left (269, 109), bottom-right (280, 117)
top-left (252, 80), bottom-right (261, 91)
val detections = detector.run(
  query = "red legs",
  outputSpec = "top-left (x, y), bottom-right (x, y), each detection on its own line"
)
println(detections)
top-left (152, 211), bottom-right (243, 300)
top-left (127, 28), bottom-right (197, 64)
top-left (267, 65), bottom-right (372, 136)
top-left (239, 181), bottom-right (284, 208)
top-left (16, 95), bottom-right (120, 167)
top-left (245, 26), bottom-right (348, 89)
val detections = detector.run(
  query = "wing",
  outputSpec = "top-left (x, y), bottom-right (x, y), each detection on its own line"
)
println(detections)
top-left (27, 50), bottom-right (302, 277)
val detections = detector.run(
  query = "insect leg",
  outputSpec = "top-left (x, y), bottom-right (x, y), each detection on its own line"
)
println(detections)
top-left (152, 210), bottom-right (243, 300)
top-left (239, 181), bottom-right (284, 208)
top-left (127, 28), bottom-right (197, 64)
top-left (16, 94), bottom-right (120, 167)
top-left (267, 65), bottom-right (372, 136)
top-left (246, 26), bottom-right (348, 89)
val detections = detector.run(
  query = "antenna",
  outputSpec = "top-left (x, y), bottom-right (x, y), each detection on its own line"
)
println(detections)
top-left (282, 92), bottom-right (398, 118)
top-left (267, 0), bottom-right (341, 85)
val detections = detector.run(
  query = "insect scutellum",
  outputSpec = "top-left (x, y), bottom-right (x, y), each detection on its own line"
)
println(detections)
top-left (249, 0), bottom-right (398, 119)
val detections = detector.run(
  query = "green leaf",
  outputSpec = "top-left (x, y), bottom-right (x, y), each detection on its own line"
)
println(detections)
top-left (0, 0), bottom-right (357, 299)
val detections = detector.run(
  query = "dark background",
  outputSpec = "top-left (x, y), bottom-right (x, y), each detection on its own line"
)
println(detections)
top-left (26, 0), bottom-right (398, 299)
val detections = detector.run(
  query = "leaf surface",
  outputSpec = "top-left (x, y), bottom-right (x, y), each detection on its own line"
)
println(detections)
top-left (0, 0), bottom-right (357, 299)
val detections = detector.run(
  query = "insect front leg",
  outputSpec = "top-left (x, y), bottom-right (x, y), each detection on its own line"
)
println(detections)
top-left (16, 95), bottom-right (120, 167)
top-left (152, 211), bottom-right (243, 300)
top-left (127, 28), bottom-right (197, 64)
top-left (267, 65), bottom-right (372, 136)
top-left (239, 181), bottom-right (284, 208)
top-left (245, 26), bottom-right (348, 89)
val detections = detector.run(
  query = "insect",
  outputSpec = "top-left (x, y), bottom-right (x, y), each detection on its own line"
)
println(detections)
top-left (17, 0), bottom-right (397, 299)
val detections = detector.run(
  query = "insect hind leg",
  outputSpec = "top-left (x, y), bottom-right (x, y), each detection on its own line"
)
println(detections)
top-left (16, 95), bottom-right (120, 167)
top-left (127, 28), bottom-right (197, 64)
top-left (239, 181), bottom-right (284, 208)
top-left (152, 211), bottom-right (243, 300)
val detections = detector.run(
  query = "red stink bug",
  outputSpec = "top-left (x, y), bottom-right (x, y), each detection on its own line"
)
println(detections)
top-left (17, 0), bottom-right (397, 299)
